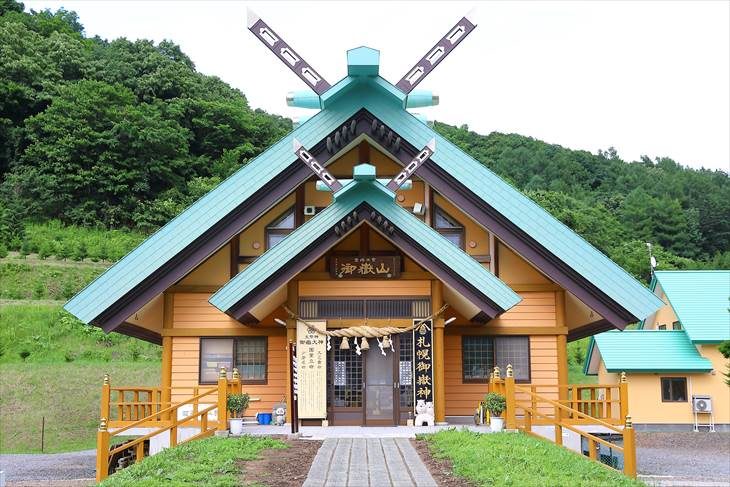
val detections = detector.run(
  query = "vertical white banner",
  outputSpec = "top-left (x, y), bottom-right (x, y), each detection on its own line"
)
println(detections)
top-left (296, 320), bottom-right (327, 418)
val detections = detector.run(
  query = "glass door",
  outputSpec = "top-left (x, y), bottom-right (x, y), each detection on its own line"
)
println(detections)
top-left (328, 345), bottom-right (363, 425)
top-left (365, 347), bottom-right (396, 425)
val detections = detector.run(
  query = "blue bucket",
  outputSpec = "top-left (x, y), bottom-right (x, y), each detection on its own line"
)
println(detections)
top-left (256, 413), bottom-right (272, 425)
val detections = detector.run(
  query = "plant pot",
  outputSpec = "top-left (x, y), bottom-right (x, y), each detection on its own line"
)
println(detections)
top-left (229, 418), bottom-right (244, 436)
top-left (489, 416), bottom-right (504, 432)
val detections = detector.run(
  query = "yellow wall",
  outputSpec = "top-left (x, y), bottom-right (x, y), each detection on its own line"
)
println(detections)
top-left (433, 194), bottom-right (490, 258)
top-left (179, 246), bottom-right (230, 286)
top-left (598, 346), bottom-right (730, 425)
top-left (645, 288), bottom-right (678, 330)
top-left (126, 293), bottom-right (163, 333)
top-left (497, 242), bottom-right (550, 285)
top-left (238, 194), bottom-right (296, 257)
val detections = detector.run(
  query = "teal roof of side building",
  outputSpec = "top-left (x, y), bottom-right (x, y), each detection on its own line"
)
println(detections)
top-left (647, 270), bottom-right (730, 343)
top-left (65, 72), bottom-right (662, 326)
top-left (210, 171), bottom-right (521, 313)
top-left (585, 330), bottom-right (714, 375)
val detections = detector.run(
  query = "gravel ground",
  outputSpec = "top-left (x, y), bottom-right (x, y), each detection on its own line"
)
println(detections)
top-left (637, 432), bottom-right (730, 484)
top-left (0, 449), bottom-right (95, 485)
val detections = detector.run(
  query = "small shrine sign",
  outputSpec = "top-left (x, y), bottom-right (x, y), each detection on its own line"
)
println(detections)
top-left (330, 256), bottom-right (401, 279)
top-left (296, 320), bottom-right (327, 418)
top-left (413, 319), bottom-right (434, 406)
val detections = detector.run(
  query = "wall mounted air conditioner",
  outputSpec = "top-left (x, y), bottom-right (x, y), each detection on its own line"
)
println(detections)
top-left (692, 395), bottom-right (712, 413)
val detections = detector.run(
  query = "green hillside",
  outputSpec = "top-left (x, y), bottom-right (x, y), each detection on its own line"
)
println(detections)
top-left (1, 1), bottom-right (727, 282)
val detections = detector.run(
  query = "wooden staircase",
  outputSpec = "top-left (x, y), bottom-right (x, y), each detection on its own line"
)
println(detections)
top-left (96, 367), bottom-right (241, 482)
top-left (491, 365), bottom-right (637, 479)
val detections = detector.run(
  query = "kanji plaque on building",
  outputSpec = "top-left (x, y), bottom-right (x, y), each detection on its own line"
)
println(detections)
top-left (296, 320), bottom-right (327, 418)
top-left (330, 256), bottom-right (401, 279)
top-left (413, 319), bottom-right (433, 406)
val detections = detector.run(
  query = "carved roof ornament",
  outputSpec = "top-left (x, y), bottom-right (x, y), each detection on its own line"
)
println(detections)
top-left (386, 138), bottom-right (436, 192)
top-left (247, 8), bottom-right (332, 95)
top-left (395, 12), bottom-right (477, 93)
top-left (293, 138), bottom-right (343, 192)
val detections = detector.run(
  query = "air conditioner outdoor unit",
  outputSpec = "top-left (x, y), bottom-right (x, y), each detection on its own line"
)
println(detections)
top-left (304, 205), bottom-right (316, 216)
top-left (692, 395), bottom-right (712, 413)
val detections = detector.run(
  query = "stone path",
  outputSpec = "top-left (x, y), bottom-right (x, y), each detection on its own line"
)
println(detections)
top-left (303, 438), bottom-right (437, 487)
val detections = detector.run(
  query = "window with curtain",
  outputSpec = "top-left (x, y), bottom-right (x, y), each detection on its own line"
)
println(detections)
top-left (433, 206), bottom-right (464, 248)
top-left (265, 206), bottom-right (296, 249)
top-left (461, 336), bottom-right (530, 382)
top-left (199, 337), bottom-right (267, 384)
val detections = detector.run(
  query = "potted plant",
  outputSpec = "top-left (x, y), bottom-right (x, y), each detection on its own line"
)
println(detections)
top-left (484, 392), bottom-right (507, 432)
top-left (227, 393), bottom-right (250, 435)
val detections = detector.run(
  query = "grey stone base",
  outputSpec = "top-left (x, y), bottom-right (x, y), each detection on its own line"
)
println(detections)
top-left (635, 423), bottom-right (730, 432)
top-left (214, 430), bottom-right (230, 437)
top-left (445, 415), bottom-right (475, 425)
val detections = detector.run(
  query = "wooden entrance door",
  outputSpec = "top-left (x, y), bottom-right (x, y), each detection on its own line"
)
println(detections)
top-left (364, 345), bottom-right (396, 425)
top-left (327, 334), bottom-right (414, 426)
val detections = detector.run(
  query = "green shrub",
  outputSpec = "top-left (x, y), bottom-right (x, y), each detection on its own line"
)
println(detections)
top-left (227, 393), bottom-right (250, 418)
top-left (484, 392), bottom-right (506, 417)
top-left (0, 244), bottom-right (8, 258)
top-left (19, 350), bottom-right (30, 361)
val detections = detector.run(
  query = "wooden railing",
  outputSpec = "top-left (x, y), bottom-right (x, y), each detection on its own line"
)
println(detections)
top-left (96, 367), bottom-right (242, 482)
top-left (490, 366), bottom-right (636, 479)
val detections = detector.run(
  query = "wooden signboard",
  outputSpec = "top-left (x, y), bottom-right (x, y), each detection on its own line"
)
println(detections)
top-left (296, 320), bottom-right (327, 418)
top-left (413, 319), bottom-right (434, 406)
top-left (330, 256), bottom-right (401, 279)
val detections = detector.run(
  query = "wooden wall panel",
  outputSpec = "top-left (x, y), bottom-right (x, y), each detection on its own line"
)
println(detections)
top-left (170, 335), bottom-right (288, 416)
top-left (490, 292), bottom-right (557, 328)
top-left (172, 293), bottom-right (240, 329)
top-left (443, 333), bottom-right (560, 418)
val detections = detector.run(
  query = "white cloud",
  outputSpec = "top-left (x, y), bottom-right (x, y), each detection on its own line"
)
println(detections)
top-left (24, 0), bottom-right (730, 171)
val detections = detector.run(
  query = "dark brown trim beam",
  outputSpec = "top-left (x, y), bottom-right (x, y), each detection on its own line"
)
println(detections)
top-left (567, 319), bottom-right (614, 342)
top-left (117, 322), bottom-right (162, 345)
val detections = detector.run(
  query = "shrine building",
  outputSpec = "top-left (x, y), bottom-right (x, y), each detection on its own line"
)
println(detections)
top-left (65, 11), bottom-right (664, 429)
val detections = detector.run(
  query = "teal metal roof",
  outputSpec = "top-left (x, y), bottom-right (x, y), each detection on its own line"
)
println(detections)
top-left (210, 172), bottom-right (521, 313)
top-left (341, 82), bottom-right (663, 321)
top-left (585, 330), bottom-right (714, 374)
top-left (65, 69), bottom-right (662, 327)
top-left (653, 270), bottom-right (730, 343)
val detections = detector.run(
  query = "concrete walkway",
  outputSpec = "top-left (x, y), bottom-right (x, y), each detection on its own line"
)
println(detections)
top-left (303, 438), bottom-right (437, 487)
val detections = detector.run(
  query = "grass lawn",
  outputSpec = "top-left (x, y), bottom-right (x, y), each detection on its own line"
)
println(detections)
top-left (569, 362), bottom-right (597, 384)
top-left (420, 429), bottom-right (643, 487)
top-left (0, 361), bottom-right (159, 453)
top-left (99, 436), bottom-right (286, 487)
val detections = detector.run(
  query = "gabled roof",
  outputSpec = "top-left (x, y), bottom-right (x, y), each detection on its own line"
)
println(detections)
top-left (585, 330), bottom-right (714, 375)
top-left (648, 270), bottom-right (730, 343)
top-left (210, 166), bottom-right (521, 318)
top-left (65, 60), bottom-right (662, 332)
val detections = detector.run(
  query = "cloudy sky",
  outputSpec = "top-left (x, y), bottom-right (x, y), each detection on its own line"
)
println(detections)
top-left (25, 1), bottom-right (730, 171)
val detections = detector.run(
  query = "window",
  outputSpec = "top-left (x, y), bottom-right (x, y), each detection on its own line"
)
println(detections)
top-left (199, 337), bottom-right (268, 384)
top-left (672, 321), bottom-right (682, 330)
top-left (661, 377), bottom-right (687, 402)
top-left (462, 336), bottom-right (530, 382)
top-left (433, 206), bottom-right (464, 248)
top-left (658, 324), bottom-right (667, 330)
top-left (265, 206), bottom-right (295, 249)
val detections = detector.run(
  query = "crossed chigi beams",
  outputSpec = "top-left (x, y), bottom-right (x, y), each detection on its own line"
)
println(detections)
top-left (293, 137), bottom-right (436, 194)
top-left (247, 8), bottom-right (477, 96)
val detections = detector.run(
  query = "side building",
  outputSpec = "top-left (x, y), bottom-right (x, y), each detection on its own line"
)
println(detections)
top-left (586, 270), bottom-right (730, 431)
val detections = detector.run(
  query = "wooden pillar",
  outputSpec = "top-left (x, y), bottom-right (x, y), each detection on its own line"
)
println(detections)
top-left (431, 280), bottom-right (446, 424)
top-left (217, 367), bottom-right (228, 431)
top-left (555, 291), bottom-right (568, 405)
top-left (285, 280), bottom-right (298, 424)
top-left (619, 372), bottom-right (629, 422)
top-left (161, 292), bottom-right (174, 420)
top-left (504, 366), bottom-right (517, 430)
top-left (100, 374), bottom-right (110, 421)
top-left (623, 415), bottom-right (637, 478)
top-left (95, 418), bottom-right (110, 482)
